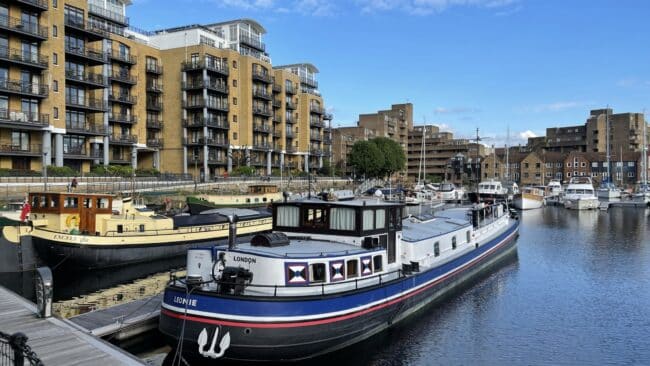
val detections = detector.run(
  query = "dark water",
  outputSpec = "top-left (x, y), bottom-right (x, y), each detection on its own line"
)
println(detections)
top-left (302, 206), bottom-right (650, 366)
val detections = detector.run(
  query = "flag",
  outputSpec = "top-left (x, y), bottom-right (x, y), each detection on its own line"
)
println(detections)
top-left (20, 202), bottom-right (31, 222)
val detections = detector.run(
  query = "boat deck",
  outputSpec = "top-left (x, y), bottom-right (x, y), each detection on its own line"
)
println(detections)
top-left (0, 285), bottom-right (144, 365)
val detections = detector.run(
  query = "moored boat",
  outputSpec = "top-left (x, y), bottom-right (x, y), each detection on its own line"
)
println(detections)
top-left (187, 184), bottom-right (283, 213)
top-left (512, 186), bottom-right (545, 210)
top-left (12, 192), bottom-right (272, 269)
top-left (159, 198), bottom-right (519, 362)
top-left (563, 177), bottom-right (599, 210)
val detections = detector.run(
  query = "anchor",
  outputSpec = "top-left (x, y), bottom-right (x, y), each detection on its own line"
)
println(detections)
top-left (197, 327), bottom-right (231, 359)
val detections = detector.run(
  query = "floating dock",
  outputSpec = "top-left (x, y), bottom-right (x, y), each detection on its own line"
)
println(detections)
top-left (0, 285), bottom-right (145, 365)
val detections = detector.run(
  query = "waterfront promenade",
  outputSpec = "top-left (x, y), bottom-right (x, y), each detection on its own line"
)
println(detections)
top-left (0, 285), bottom-right (144, 365)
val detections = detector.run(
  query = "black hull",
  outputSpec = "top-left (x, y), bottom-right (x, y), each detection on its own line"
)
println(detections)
top-left (159, 230), bottom-right (519, 362)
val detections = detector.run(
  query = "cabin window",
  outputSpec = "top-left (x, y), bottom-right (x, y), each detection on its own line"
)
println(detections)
top-left (83, 198), bottom-right (92, 208)
top-left (117, 225), bottom-right (123, 233)
top-left (375, 209), bottom-right (386, 229)
top-left (347, 259), bottom-right (358, 278)
top-left (373, 255), bottom-right (383, 272)
top-left (246, 198), bottom-right (251, 203)
top-left (466, 231), bottom-right (471, 243)
top-left (310, 263), bottom-right (326, 283)
top-left (97, 198), bottom-right (109, 209)
top-left (434, 242), bottom-right (440, 257)
top-left (363, 210), bottom-right (374, 230)
top-left (277, 206), bottom-right (299, 227)
top-left (263, 198), bottom-right (267, 202)
top-left (139, 224), bottom-right (145, 232)
top-left (304, 208), bottom-right (327, 228)
top-left (64, 197), bottom-right (78, 208)
top-left (329, 207), bottom-right (355, 231)
top-left (255, 198), bottom-right (259, 203)
top-left (452, 236), bottom-right (457, 250)
top-left (50, 197), bottom-right (58, 208)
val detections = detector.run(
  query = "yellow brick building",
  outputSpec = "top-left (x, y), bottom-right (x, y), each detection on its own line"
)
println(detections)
top-left (0, 1), bottom-right (331, 180)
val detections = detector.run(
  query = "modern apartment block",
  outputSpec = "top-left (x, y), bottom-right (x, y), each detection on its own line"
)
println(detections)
top-left (0, 1), bottom-right (331, 179)
top-left (358, 103), bottom-right (412, 149)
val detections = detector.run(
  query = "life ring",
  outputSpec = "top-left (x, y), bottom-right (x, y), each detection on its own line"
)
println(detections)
top-left (65, 214), bottom-right (80, 228)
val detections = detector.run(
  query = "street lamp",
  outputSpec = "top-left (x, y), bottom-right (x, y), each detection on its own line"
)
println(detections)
top-left (42, 151), bottom-right (48, 191)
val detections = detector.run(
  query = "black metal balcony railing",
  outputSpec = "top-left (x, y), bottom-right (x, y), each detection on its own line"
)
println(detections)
top-left (252, 70), bottom-right (272, 83)
top-left (182, 117), bottom-right (229, 129)
top-left (272, 83), bottom-right (281, 93)
top-left (272, 130), bottom-right (282, 138)
top-left (252, 105), bottom-right (272, 117)
top-left (0, 143), bottom-right (42, 155)
top-left (310, 133), bottom-right (322, 141)
top-left (253, 124), bottom-right (271, 133)
top-left (0, 14), bottom-right (48, 39)
top-left (64, 44), bottom-right (107, 63)
top-left (0, 46), bottom-right (48, 68)
top-left (146, 119), bottom-right (163, 129)
top-left (146, 63), bottom-right (163, 74)
top-left (108, 113), bottom-right (137, 124)
top-left (88, 4), bottom-right (128, 25)
top-left (285, 84), bottom-right (296, 95)
top-left (253, 89), bottom-right (272, 100)
top-left (182, 80), bottom-right (227, 94)
top-left (286, 100), bottom-right (297, 110)
top-left (285, 147), bottom-right (297, 154)
top-left (310, 105), bottom-right (325, 114)
top-left (272, 99), bottom-right (281, 108)
top-left (66, 97), bottom-right (108, 111)
top-left (64, 16), bottom-right (108, 39)
top-left (110, 154), bottom-right (129, 162)
top-left (147, 138), bottom-right (163, 148)
top-left (183, 99), bottom-right (229, 111)
top-left (0, 109), bottom-right (49, 128)
top-left (252, 141), bottom-right (272, 150)
top-left (0, 79), bottom-right (48, 98)
top-left (285, 130), bottom-right (295, 138)
top-left (146, 82), bottom-right (163, 93)
top-left (147, 99), bottom-right (163, 111)
top-left (181, 60), bottom-right (229, 75)
top-left (66, 123), bottom-right (107, 135)
top-left (286, 115), bottom-right (295, 124)
top-left (16, 0), bottom-right (49, 11)
top-left (65, 70), bottom-right (106, 87)
top-left (110, 50), bottom-right (137, 64)
top-left (204, 138), bottom-right (229, 147)
top-left (63, 146), bottom-right (89, 156)
top-left (110, 72), bottom-right (137, 84)
top-left (310, 119), bottom-right (325, 128)
top-left (109, 94), bottom-right (137, 104)
top-left (240, 34), bottom-right (266, 51)
top-left (109, 134), bottom-right (138, 144)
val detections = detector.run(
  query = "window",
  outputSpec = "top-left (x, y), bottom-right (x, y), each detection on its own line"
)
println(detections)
top-left (233, 79), bottom-right (237, 87)
top-left (53, 107), bottom-right (58, 119)
top-left (233, 132), bottom-right (237, 140)
top-left (233, 97), bottom-right (237, 105)
top-left (53, 0), bottom-right (57, 7)
top-left (117, 225), bottom-right (123, 233)
top-left (303, 207), bottom-right (327, 228)
top-left (232, 60), bottom-right (237, 68)
top-left (452, 236), bottom-right (457, 250)
top-left (581, 162), bottom-right (586, 167)
top-left (329, 207), bottom-right (355, 231)
top-left (97, 198), bottom-right (109, 209)
top-left (11, 131), bottom-right (29, 151)
top-left (373, 255), bottom-right (383, 272)
top-left (363, 210), bottom-right (374, 230)
top-left (310, 263), bottom-right (326, 283)
top-left (434, 242), bottom-right (440, 257)
top-left (233, 115), bottom-right (237, 122)
top-left (64, 197), bottom-right (78, 208)
top-left (375, 209), bottom-right (385, 229)
top-left (139, 224), bottom-right (145, 232)
top-left (53, 80), bottom-right (58, 92)
top-left (346, 259), bottom-right (358, 278)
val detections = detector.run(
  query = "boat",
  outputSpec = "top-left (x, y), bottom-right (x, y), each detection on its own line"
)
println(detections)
top-left (544, 180), bottom-right (563, 205)
top-left (159, 198), bottom-right (519, 362)
top-left (471, 179), bottom-right (513, 202)
top-left (187, 184), bottom-right (283, 213)
top-left (0, 201), bottom-right (27, 224)
top-left (438, 182), bottom-right (464, 202)
top-left (563, 177), bottom-right (599, 210)
top-left (632, 119), bottom-right (650, 205)
top-left (596, 181), bottom-right (622, 200)
top-left (6, 192), bottom-right (272, 269)
top-left (512, 186), bottom-right (545, 210)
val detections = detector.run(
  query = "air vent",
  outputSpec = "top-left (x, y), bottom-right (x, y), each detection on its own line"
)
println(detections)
top-left (251, 232), bottom-right (290, 247)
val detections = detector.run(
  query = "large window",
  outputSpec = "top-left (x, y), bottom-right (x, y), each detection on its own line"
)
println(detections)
top-left (329, 207), bottom-right (355, 231)
top-left (11, 131), bottom-right (29, 150)
top-left (303, 207), bottom-right (327, 229)
top-left (63, 135), bottom-right (85, 154)
top-left (277, 206), bottom-right (299, 227)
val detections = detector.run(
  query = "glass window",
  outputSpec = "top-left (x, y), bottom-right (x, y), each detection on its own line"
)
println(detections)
top-left (375, 209), bottom-right (385, 229)
top-left (373, 255), bottom-right (383, 272)
top-left (310, 263), bottom-right (326, 283)
top-left (363, 210), bottom-right (374, 230)
top-left (276, 206), bottom-right (299, 227)
top-left (434, 242), bottom-right (440, 257)
top-left (64, 197), bottom-right (78, 208)
top-left (452, 236), bottom-right (457, 250)
top-left (346, 259), bottom-right (358, 278)
top-left (329, 207), bottom-right (355, 231)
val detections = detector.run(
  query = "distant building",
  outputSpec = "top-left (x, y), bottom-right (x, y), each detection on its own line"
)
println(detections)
top-left (331, 126), bottom-right (375, 176)
top-left (358, 103), bottom-right (413, 150)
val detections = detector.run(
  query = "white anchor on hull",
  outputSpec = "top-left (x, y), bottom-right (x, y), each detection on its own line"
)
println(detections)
top-left (198, 327), bottom-right (231, 359)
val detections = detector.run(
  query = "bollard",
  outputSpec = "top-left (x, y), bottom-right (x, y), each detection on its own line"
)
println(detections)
top-left (34, 267), bottom-right (53, 318)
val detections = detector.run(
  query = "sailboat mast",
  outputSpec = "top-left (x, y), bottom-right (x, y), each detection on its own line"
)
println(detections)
top-left (505, 125), bottom-right (510, 182)
top-left (644, 111), bottom-right (648, 185)
top-left (606, 109), bottom-right (611, 184)
top-left (417, 125), bottom-right (424, 185)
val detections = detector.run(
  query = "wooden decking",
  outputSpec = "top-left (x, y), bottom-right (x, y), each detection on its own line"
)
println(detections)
top-left (0, 286), bottom-right (145, 365)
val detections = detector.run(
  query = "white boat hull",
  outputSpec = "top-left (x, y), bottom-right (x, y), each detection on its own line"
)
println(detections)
top-left (512, 194), bottom-right (544, 210)
top-left (564, 198), bottom-right (599, 210)
top-left (596, 190), bottom-right (621, 199)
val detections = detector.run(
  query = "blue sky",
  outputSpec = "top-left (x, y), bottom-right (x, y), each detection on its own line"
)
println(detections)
top-left (129, 0), bottom-right (650, 145)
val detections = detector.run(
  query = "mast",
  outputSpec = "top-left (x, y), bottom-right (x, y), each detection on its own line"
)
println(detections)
top-left (492, 144), bottom-right (496, 179)
top-left (605, 108), bottom-right (611, 185)
top-left (643, 110), bottom-right (648, 187)
top-left (505, 125), bottom-right (510, 182)
top-left (619, 146), bottom-right (623, 186)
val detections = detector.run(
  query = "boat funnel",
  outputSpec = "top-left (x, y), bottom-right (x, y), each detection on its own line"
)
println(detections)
top-left (228, 215), bottom-right (239, 250)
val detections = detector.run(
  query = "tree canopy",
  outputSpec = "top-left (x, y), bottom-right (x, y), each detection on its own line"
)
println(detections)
top-left (349, 138), bottom-right (406, 179)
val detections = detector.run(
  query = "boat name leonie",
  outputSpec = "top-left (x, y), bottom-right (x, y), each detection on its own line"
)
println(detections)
top-left (173, 296), bottom-right (198, 307)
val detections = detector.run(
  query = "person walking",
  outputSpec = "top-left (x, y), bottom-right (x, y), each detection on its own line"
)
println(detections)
top-left (70, 177), bottom-right (78, 192)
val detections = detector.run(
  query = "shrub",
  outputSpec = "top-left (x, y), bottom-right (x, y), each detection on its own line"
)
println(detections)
top-left (135, 168), bottom-right (160, 176)
top-left (233, 166), bottom-right (256, 177)
top-left (47, 166), bottom-right (77, 177)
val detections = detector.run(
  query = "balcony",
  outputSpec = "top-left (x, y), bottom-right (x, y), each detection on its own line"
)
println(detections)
top-left (64, 16), bottom-right (107, 40)
top-left (147, 99), bottom-right (163, 111)
top-left (109, 94), bottom-right (137, 105)
top-left (64, 44), bottom-right (107, 64)
top-left (310, 105), bottom-right (325, 114)
top-left (285, 147), bottom-right (297, 154)
top-left (146, 63), bottom-right (163, 74)
top-left (300, 76), bottom-right (318, 88)
top-left (252, 141), bottom-right (272, 150)
top-left (272, 99), bottom-right (281, 108)
top-left (182, 99), bottom-right (229, 112)
top-left (285, 84), bottom-right (296, 95)
top-left (146, 119), bottom-right (163, 129)
top-left (66, 97), bottom-right (108, 112)
top-left (110, 154), bottom-right (130, 164)
top-left (15, 0), bottom-right (48, 11)
top-left (0, 144), bottom-right (41, 157)
top-left (286, 100), bottom-right (297, 110)
top-left (272, 130), bottom-right (282, 138)
top-left (182, 117), bottom-right (229, 130)
top-left (272, 83), bottom-right (281, 93)
top-left (110, 50), bottom-right (137, 64)
top-left (204, 138), bottom-right (229, 147)
top-left (183, 138), bottom-right (202, 146)
top-left (109, 134), bottom-right (138, 145)
top-left (240, 34), bottom-right (266, 52)
top-left (88, 4), bottom-right (128, 26)
top-left (285, 130), bottom-right (295, 138)
top-left (252, 70), bottom-right (272, 84)
top-left (65, 70), bottom-right (106, 88)
top-left (310, 133), bottom-right (322, 141)
top-left (0, 79), bottom-right (48, 98)
top-left (310, 148), bottom-right (323, 156)
top-left (253, 124), bottom-right (271, 133)
top-left (109, 71), bottom-right (137, 85)
top-left (0, 109), bottom-right (49, 130)
top-left (310, 119), bottom-right (325, 128)
top-left (253, 89), bottom-right (272, 100)
top-left (252, 105), bottom-right (272, 117)
top-left (108, 113), bottom-right (137, 124)
top-left (324, 112), bottom-right (333, 120)
top-left (0, 46), bottom-right (48, 69)
top-left (146, 82), bottom-right (163, 93)
top-left (66, 123), bottom-right (107, 135)
top-left (147, 138), bottom-right (163, 148)
top-left (181, 60), bottom-right (229, 76)
top-left (0, 15), bottom-right (48, 40)
top-left (250, 157), bottom-right (266, 167)
top-left (324, 137), bottom-right (332, 145)
top-left (273, 114), bottom-right (281, 123)
top-left (63, 147), bottom-right (95, 159)
top-left (182, 80), bottom-right (227, 94)
top-left (286, 115), bottom-right (295, 124)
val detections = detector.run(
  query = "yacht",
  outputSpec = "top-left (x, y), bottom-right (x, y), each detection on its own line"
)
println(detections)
top-left (438, 182), bottom-right (464, 202)
top-left (563, 177), bottom-right (599, 210)
top-left (512, 186), bottom-right (545, 210)
top-left (596, 181), bottom-right (622, 200)
top-left (544, 180), bottom-right (563, 205)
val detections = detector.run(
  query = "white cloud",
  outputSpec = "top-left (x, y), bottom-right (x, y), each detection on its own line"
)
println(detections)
top-left (435, 123), bottom-right (454, 132)
top-left (526, 101), bottom-right (586, 113)
top-left (519, 130), bottom-right (536, 139)
top-left (357, 0), bottom-right (521, 15)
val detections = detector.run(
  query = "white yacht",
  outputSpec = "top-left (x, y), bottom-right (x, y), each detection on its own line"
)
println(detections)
top-left (544, 180), bottom-right (563, 205)
top-left (563, 177), bottom-right (599, 210)
top-left (596, 182), bottom-right (622, 200)
top-left (512, 186), bottom-right (545, 210)
top-left (438, 182), bottom-right (464, 202)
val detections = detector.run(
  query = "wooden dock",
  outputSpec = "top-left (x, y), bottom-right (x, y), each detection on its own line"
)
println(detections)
top-left (0, 286), bottom-right (145, 365)
top-left (68, 294), bottom-right (163, 340)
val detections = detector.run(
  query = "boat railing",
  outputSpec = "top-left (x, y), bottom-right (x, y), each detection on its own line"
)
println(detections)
top-left (102, 221), bottom-right (269, 237)
top-left (171, 268), bottom-right (404, 297)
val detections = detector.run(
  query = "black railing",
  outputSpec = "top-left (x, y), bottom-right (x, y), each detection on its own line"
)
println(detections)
top-left (65, 70), bottom-right (106, 86)
top-left (110, 50), bottom-right (137, 64)
top-left (252, 70), bottom-right (272, 83)
top-left (64, 16), bottom-right (108, 39)
top-left (240, 34), bottom-right (266, 51)
top-left (110, 72), bottom-right (137, 84)
top-left (0, 79), bottom-right (48, 97)
top-left (64, 44), bottom-right (107, 63)
top-left (16, 0), bottom-right (48, 11)
top-left (146, 63), bottom-right (163, 74)
top-left (0, 15), bottom-right (48, 39)
top-left (0, 109), bottom-right (48, 126)
top-left (0, 332), bottom-right (43, 366)
top-left (88, 4), bottom-right (128, 25)
top-left (0, 46), bottom-right (48, 68)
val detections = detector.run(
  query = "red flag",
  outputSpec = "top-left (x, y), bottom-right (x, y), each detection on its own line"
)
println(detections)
top-left (20, 202), bottom-right (31, 222)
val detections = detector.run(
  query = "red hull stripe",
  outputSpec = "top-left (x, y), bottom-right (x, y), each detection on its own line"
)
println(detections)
top-left (163, 230), bottom-right (516, 329)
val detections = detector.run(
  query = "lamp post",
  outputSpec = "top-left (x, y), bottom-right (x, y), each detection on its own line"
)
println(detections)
top-left (193, 155), bottom-right (199, 191)
top-left (42, 151), bottom-right (48, 191)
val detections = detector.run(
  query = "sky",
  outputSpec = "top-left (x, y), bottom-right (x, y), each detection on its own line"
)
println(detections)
top-left (128, 0), bottom-right (650, 146)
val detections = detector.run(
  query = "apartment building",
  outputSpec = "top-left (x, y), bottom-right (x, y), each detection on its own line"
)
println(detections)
top-left (358, 103), bottom-right (412, 149)
top-left (0, 1), bottom-right (330, 179)
top-left (331, 126), bottom-right (375, 176)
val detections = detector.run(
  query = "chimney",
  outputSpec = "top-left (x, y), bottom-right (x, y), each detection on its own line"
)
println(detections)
top-left (228, 214), bottom-right (238, 250)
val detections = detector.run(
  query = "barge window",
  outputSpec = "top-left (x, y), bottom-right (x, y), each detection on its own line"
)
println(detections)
top-left (434, 242), bottom-right (440, 257)
top-left (50, 197), bottom-right (58, 208)
top-left (363, 210), bottom-right (374, 230)
top-left (139, 224), bottom-right (145, 232)
top-left (83, 198), bottom-right (92, 208)
top-left (311, 263), bottom-right (326, 283)
top-left (304, 208), bottom-right (327, 228)
top-left (347, 259), bottom-right (358, 278)
top-left (373, 255), bottom-right (383, 272)
top-left (330, 208), bottom-right (355, 231)
top-left (97, 198), bottom-right (109, 209)
top-left (64, 197), bottom-right (78, 208)
top-left (277, 206), bottom-right (299, 227)
top-left (452, 236), bottom-right (457, 250)
top-left (466, 231), bottom-right (471, 243)
top-left (117, 225), bottom-right (123, 233)
top-left (375, 209), bottom-right (386, 229)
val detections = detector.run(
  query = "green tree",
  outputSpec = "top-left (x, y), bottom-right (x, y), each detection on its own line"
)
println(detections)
top-left (233, 166), bottom-right (256, 177)
top-left (349, 140), bottom-right (383, 178)
top-left (371, 137), bottom-right (406, 178)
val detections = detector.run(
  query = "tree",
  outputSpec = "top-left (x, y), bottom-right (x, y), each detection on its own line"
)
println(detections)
top-left (371, 137), bottom-right (406, 178)
top-left (349, 140), bottom-right (384, 178)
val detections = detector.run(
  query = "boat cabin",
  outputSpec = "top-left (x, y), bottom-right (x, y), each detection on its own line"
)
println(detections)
top-left (29, 192), bottom-right (113, 235)
top-left (248, 184), bottom-right (279, 194)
